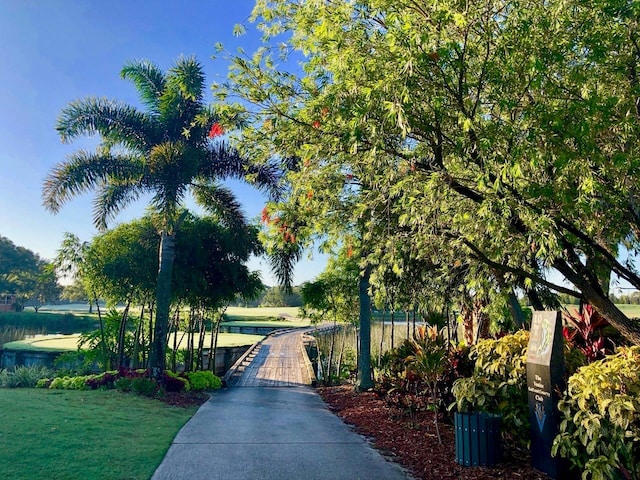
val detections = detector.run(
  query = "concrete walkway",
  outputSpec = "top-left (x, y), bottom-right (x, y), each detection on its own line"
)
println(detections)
top-left (152, 330), bottom-right (410, 480)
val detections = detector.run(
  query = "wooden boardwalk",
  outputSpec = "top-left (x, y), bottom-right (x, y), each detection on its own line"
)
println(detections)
top-left (225, 329), bottom-right (315, 387)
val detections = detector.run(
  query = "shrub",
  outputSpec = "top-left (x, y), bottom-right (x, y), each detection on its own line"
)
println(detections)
top-left (552, 347), bottom-right (640, 480)
top-left (163, 371), bottom-right (189, 393)
top-left (49, 377), bottom-right (68, 389)
top-left (186, 371), bottom-right (222, 391)
top-left (115, 377), bottom-right (132, 392)
top-left (85, 371), bottom-right (118, 390)
top-left (130, 377), bottom-right (158, 397)
top-left (450, 330), bottom-right (530, 444)
top-left (0, 366), bottom-right (52, 388)
top-left (563, 305), bottom-right (614, 363)
top-left (35, 378), bottom-right (52, 388)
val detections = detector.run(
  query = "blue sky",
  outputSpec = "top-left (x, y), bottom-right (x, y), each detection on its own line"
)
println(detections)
top-left (0, 1), bottom-right (326, 286)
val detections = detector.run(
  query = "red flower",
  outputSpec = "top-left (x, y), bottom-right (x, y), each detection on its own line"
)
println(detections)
top-left (208, 122), bottom-right (224, 138)
top-left (261, 207), bottom-right (270, 224)
top-left (312, 120), bottom-right (321, 129)
top-left (345, 173), bottom-right (354, 181)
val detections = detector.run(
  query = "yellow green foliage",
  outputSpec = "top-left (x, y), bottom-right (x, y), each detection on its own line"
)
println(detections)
top-left (552, 347), bottom-right (640, 480)
top-left (451, 331), bottom-right (530, 443)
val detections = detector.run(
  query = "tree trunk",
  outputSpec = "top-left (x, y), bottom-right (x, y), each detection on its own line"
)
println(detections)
top-left (117, 301), bottom-right (131, 368)
top-left (507, 290), bottom-right (525, 330)
top-left (93, 294), bottom-right (109, 370)
top-left (357, 265), bottom-right (374, 390)
top-left (207, 312), bottom-right (220, 374)
top-left (555, 257), bottom-right (640, 345)
top-left (378, 309), bottom-right (386, 367)
top-left (197, 310), bottom-right (206, 371)
top-left (405, 310), bottom-right (410, 340)
top-left (326, 316), bottom-right (337, 386)
top-left (145, 301), bottom-right (154, 369)
top-left (150, 231), bottom-right (176, 380)
top-left (390, 308), bottom-right (395, 350)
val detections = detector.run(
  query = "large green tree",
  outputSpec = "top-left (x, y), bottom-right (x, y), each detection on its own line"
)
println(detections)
top-left (220, 0), bottom-right (640, 345)
top-left (43, 56), bottom-right (280, 377)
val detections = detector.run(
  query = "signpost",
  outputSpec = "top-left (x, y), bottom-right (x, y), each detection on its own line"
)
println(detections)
top-left (526, 311), bottom-right (566, 478)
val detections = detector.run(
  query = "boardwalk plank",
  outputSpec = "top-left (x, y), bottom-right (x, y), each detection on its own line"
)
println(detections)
top-left (230, 330), bottom-right (314, 387)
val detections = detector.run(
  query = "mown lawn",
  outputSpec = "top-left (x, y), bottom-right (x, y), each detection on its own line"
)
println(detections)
top-left (4, 332), bottom-right (265, 352)
top-left (0, 389), bottom-right (199, 480)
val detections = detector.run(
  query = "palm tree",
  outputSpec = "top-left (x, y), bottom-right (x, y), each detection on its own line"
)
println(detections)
top-left (43, 56), bottom-right (280, 379)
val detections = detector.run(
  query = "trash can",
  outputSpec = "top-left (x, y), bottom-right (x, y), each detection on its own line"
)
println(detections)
top-left (455, 411), bottom-right (502, 466)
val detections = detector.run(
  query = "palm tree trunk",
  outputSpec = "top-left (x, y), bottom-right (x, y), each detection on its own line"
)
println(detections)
top-left (150, 231), bottom-right (176, 381)
top-left (357, 265), bottom-right (374, 390)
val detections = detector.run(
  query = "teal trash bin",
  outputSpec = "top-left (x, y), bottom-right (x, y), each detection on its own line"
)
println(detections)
top-left (455, 412), bottom-right (502, 467)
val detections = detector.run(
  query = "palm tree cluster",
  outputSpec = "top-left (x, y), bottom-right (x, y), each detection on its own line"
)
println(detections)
top-left (43, 56), bottom-right (280, 378)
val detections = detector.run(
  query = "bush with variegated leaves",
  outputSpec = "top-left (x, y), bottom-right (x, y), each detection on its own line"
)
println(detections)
top-left (552, 347), bottom-right (640, 480)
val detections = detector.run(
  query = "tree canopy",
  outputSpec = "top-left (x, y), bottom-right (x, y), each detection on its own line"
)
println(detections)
top-left (218, 0), bottom-right (640, 344)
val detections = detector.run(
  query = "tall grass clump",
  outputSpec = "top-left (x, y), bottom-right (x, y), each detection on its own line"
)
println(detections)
top-left (0, 365), bottom-right (52, 388)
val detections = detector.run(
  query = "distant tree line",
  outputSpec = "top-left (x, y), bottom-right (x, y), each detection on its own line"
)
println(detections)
top-left (0, 235), bottom-right (61, 311)
top-left (232, 286), bottom-right (303, 308)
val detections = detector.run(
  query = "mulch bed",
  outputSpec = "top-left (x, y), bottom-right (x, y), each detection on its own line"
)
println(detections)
top-left (158, 391), bottom-right (210, 407)
top-left (317, 385), bottom-right (551, 480)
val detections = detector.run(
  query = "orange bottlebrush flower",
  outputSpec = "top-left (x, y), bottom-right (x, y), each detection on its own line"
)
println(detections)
top-left (272, 216), bottom-right (280, 225)
top-left (208, 122), bottom-right (224, 138)
top-left (306, 190), bottom-right (313, 199)
top-left (312, 120), bottom-right (321, 129)
top-left (347, 245), bottom-right (354, 258)
top-left (321, 107), bottom-right (329, 118)
top-left (303, 158), bottom-right (311, 167)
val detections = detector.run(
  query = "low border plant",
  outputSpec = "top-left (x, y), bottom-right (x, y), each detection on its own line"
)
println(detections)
top-left (450, 330), bottom-right (530, 444)
top-left (552, 347), bottom-right (640, 480)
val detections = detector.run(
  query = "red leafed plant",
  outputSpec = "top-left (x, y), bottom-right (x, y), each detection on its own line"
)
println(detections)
top-left (563, 304), bottom-right (613, 362)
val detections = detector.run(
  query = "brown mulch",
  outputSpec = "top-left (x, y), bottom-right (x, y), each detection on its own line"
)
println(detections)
top-left (158, 391), bottom-right (210, 407)
top-left (317, 385), bottom-right (551, 480)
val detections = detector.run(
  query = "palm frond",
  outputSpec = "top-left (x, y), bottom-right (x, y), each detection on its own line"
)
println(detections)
top-left (268, 243), bottom-right (303, 293)
top-left (192, 182), bottom-right (248, 230)
top-left (203, 142), bottom-right (283, 199)
top-left (56, 98), bottom-right (157, 150)
top-left (167, 56), bottom-right (205, 103)
top-left (92, 182), bottom-right (145, 230)
top-left (42, 150), bottom-right (143, 213)
top-left (120, 60), bottom-right (166, 113)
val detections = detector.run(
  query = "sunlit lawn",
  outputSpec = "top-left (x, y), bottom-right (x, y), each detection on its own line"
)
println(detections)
top-left (0, 389), bottom-right (198, 480)
top-left (4, 332), bottom-right (265, 352)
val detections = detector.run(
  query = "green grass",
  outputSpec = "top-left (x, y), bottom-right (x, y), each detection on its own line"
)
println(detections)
top-left (221, 319), bottom-right (311, 328)
top-left (0, 389), bottom-right (198, 480)
top-left (2, 334), bottom-right (80, 352)
top-left (167, 332), bottom-right (264, 348)
top-left (224, 306), bottom-right (303, 318)
top-left (0, 311), bottom-right (97, 333)
top-left (4, 332), bottom-right (264, 352)
top-left (222, 306), bottom-right (310, 327)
